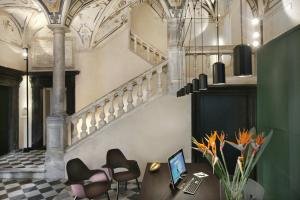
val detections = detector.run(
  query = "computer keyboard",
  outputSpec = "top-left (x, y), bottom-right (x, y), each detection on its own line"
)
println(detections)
top-left (183, 177), bottom-right (203, 195)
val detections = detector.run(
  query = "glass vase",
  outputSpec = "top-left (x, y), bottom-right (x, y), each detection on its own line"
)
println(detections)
top-left (220, 180), bottom-right (243, 200)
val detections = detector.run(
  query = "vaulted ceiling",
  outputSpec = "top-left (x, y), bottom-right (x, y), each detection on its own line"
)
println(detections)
top-left (0, 0), bottom-right (280, 50)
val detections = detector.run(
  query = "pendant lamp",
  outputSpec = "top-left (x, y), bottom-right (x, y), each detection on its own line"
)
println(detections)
top-left (185, 13), bottom-right (194, 94)
top-left (212, 0), bottom-right (225, 85)
top-left (233, 0), bottom-right (252, 77)
top-left (198, 0), bottom-right (208, 90)
top-left (192, 1), bottom-right (200, 92)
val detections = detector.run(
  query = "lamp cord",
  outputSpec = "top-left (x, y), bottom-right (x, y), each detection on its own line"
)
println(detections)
top-left (193, 1), bottom-right (197, 78)
top-left (217, 0), bottom-right (220, 62)
top-left (201, 0), bottom-right (204, 73)
top-left (240, 0), bottom-right (243, 44)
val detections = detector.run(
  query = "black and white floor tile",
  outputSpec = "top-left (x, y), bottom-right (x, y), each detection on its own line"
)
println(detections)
top-left (0, 179), bottom-right (140, 200)
top-left (0, 150), bottom-right (45, 169)
top-left (0, 179), bottom-right (65, 200)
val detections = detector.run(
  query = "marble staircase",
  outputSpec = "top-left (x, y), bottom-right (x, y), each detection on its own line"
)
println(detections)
top-left (66, 60), bottom-right (168, 148)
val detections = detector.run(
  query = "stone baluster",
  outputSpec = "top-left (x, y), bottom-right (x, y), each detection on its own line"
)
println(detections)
top-left (127, 82), bottom-right (134, 111)
top-left (147, 47), bottom-right (151, 61)
top-left (133, 36), bottom-right (137, 52)
top-left (146, 72), bottom-right (152, 99)
top-left (157, 65), bottom-right (163, 94)
top-left (136, 78), bottom-right (143, 105)
top-left (71, 117), bottom-right (79, 144)
top-left (117, 89), bottom-right (125, 117)
top-left (81, 113), bottom-right (88, 138)
top-left (89, 106), bottom-right (97, 133)
top-left (98, 101), bottom-right (106, 129)
top-left (108, 95), bottom-right (115, 122)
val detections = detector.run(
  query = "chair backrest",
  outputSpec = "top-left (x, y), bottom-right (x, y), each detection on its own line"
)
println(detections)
top-left (106, 149), bottom-right (128, 169)
top-left (66, 158), bottom-right (92, 182)
top-left (243, 178), bottom-right (264, 200)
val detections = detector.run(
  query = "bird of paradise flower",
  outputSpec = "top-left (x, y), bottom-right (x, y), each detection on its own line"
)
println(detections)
top-left (192, 128), bottom-right (273, 200)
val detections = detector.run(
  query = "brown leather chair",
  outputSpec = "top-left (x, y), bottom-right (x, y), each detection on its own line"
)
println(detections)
top-left (66, 158), bottom-right (111, 200)
top-left (104, 149), bottom-right (140, 200)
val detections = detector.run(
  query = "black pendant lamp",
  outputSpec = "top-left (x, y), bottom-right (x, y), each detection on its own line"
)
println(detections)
top-left (186, 50), bottom-right (193, 94)
top-left (185, 12), bottom-right (194, 95)
top-left (198, 0), bottom-right (208, 90)
top-left (191, 1), bottom-right (200, 92)
top-left (233, 0), bottom-right (252, 77)
top-left (213, 0), bottom-right (225, 85)
top-left (177, 49), bottom-right (185, 97)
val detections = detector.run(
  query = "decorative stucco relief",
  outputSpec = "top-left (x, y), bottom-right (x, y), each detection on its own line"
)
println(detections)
top-left (0, 15), bottom-right (22, 46)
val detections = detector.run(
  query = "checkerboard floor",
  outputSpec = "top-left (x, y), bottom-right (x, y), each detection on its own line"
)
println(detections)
top-left (0, 150), bottom-right (45, 169)
top-left (0, 179), bottom-right (65, 200)
top-left (0, 179), bottom-right (140, 200)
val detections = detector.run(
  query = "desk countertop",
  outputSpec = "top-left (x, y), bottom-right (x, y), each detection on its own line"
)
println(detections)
top-left (140, 163), bottom-right (220, 200)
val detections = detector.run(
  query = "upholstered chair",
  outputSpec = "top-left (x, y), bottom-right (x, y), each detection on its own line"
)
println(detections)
top-left (104, 149), bottom-right (141, 200)
top-left (66, 158), bottom-right (111, 200)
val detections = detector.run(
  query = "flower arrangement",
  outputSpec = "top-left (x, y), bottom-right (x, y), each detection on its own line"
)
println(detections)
top-left (192, 128), bottom-right (273, 200)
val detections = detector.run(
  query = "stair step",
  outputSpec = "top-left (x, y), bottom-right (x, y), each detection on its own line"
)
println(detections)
top-left (0, 167), bottom-right (46, 179)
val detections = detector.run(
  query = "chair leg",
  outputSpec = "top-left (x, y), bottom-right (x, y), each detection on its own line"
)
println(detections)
top-left (116, 182), bottom-right (120, 200)
top-left (106, 191), bottom-right (110, 200)
top-left (125, 181), bottom-right (127, 190)
top-left (136, 178), bottom-right (140, 191)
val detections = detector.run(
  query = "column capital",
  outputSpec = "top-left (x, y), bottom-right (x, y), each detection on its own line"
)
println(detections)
top-left (48, 24), bottom-right (70, 33)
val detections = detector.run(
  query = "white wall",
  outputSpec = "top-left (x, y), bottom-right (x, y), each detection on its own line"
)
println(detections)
top-left (74, 27), bottom-right (151, 111)
top-left (130, 3), bottom-right (167, 54)
top-left (0, 42), bottom-right (25, 70)
top-left (65, 94), bottom-right (192, 179)
top-left (18, 77), bottom-right (32, 149)
top-left (263, 1), bottom-right (300, 43)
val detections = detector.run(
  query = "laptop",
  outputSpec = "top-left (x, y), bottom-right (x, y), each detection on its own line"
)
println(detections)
top-left (168, 149), bottom-right (203, 195)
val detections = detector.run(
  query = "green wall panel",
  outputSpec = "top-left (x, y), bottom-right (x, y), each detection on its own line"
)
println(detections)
top-left (257, 25), bottom-right (300, 199)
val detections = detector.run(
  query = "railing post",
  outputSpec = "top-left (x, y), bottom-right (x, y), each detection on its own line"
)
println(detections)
top-left (157, 65), bottom-right (163, 94)
top-left (98, 100), bottom-right (106, 129)
top-left (127, 82), bottom-right (134, 111)
top-left (71, 117), bottom-right (79, 144)
top-left (89, 106), bottom-right (97, 133)
top-left (117, 89), bottom-right (125, 117)
top-left (133, 35), bottom-right (137, 52)
top-left (147, 47), bottom-right (151, 61)
top-left (108, 95), bottom-right (115, 122)
top-left (136, 78), bottom-right (143, 105)
top-left (81, 113), bottom-right (88, 138)
top-left (146, 72), bottom-right (152, 99)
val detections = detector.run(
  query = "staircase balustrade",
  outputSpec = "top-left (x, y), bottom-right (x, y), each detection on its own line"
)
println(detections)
top-left (129, 32), bottom-right (167, 65)
top-left (67, 61), bottom-right (168, 146)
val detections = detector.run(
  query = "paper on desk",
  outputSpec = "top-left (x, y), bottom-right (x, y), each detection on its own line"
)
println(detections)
top-left (193, 172), bottom-right (209, 178)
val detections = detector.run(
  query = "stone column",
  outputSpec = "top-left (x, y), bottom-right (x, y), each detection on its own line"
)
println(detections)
top-left (167, 17), bottom-right (185, 95)
top-left (45, 25), bottom-right (67, 179)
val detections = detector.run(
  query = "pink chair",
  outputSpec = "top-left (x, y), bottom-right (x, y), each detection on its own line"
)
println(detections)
top-left (66, 158), bottom-right (111, 200)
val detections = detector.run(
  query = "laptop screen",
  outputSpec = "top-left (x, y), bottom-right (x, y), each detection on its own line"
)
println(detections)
top-left (168, 149), bottom-right (187, 186)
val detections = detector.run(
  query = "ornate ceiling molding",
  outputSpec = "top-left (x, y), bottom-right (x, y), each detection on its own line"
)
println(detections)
top-left (38, 0), bottom-right (65, 23)
top-left (65, 0), bottom-right (107, 26)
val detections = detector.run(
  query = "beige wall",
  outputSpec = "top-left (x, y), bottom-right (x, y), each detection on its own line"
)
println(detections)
top-left (130, 3), bottom-right (167, 54)
top-left (74, 27), bottom-right (151, 111)
top-left (65, 94), bottom-right (192, 179)
top-left (0, 42), bottom-right (25, 70)
top-left (263, 2), bottom-right (300, 43)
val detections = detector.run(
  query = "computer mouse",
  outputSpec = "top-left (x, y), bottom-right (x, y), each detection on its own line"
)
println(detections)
top-left (149, 162), bottom-right (160, 172)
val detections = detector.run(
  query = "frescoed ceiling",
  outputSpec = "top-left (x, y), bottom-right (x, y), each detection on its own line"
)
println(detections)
top-left (0, 0), bottom-right (282, 51)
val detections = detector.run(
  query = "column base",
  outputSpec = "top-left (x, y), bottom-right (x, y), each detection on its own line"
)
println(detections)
top-left (168, 80), bottom-right (180, 95)
top-left (45, 149), bottom-right (65, 179)
top-left (45, 115), bottom-right (66, 179)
